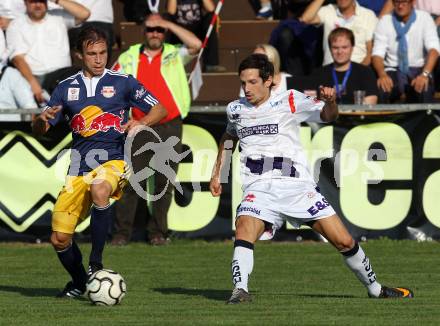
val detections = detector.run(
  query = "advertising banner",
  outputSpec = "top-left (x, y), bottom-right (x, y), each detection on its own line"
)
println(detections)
top-left (1, 110), bottom-right (439, 241)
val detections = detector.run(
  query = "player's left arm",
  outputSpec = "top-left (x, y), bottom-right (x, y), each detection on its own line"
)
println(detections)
top-left (123, 103), bottom-right (167, 134)
top-left (138, 104), bottom-right (167, 126)
top-left (123, 78), bottom-right (168, 133)
top-left (318, 86), bottom-right (338, 122)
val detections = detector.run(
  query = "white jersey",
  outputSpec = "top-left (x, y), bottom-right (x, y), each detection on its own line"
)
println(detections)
top-left (226, 89), bottom-right (324, 187)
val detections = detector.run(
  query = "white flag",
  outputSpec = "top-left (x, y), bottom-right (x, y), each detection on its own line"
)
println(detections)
top-left (191, 59), bottom-right (203, 100)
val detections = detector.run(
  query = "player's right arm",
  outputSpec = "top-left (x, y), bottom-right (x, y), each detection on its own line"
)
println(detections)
top-left (32, 85), bottom-right (64, 136)
top-left (32, 106), bottom-right (62, 136)
top-left (210, 132), bottom-right (238, 197)
top-left (210, 101), bottom-right (240, 196)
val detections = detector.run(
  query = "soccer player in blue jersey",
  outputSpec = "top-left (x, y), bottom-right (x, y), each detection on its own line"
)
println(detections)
top-left (32, 26), bottom-right (167, 298)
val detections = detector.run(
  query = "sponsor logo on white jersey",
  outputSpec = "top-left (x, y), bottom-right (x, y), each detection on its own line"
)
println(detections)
top-left (230, 103), bottom-right (242, 112)
top-left (237, 124), bottom-right (279, 139)
top-left (270, 100), bottom-right (282, 107)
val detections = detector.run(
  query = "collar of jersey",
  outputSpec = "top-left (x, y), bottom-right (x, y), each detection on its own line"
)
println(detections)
top-left (80, 68), bottom-right (108, 82)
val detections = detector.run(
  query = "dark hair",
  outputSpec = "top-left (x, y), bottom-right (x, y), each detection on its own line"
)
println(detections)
top-left (328, 27), bottom-right (355, 48)
top-left (238, 53), bottom-right (274, 82)
top-left (75, 26), bottom-right (108, 53)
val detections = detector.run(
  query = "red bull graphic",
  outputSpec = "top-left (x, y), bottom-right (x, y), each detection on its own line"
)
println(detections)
top-left (101, 86), bottom-right (116, 98)
top-left (89, 112), bottom-right (124, 132)
top-left (70, 106), bottom-right (124, 137)
top-left (70, 114), bottom-right (86, 133)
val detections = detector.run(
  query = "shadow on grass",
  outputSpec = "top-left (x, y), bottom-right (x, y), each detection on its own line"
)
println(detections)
top-left (153, 287), bottom-right (231, 301)
top-left (294, 293), bottom-right (357, 299)
top-left (153, 288), bottom-right (358, 301)
top-left (0, 285), bottom-right (59, 298)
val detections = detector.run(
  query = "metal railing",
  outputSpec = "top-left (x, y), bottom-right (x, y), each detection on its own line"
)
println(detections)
top-left (1, 103), bottom-right (440, 122)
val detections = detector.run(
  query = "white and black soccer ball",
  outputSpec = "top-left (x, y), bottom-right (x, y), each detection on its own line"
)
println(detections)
top-left (86, 269), bottom-right (126, 306)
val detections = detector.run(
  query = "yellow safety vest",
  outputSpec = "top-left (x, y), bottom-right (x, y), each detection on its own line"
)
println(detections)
top-left (117, 43), bottom-right (191, 118)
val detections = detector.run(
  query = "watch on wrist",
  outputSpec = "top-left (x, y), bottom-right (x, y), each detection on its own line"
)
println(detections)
top-left (422, 70), bottom-right (432, 79)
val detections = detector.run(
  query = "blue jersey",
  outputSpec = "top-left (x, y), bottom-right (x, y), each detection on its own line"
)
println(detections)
top-left (48, 69), bottom-right (159, 175)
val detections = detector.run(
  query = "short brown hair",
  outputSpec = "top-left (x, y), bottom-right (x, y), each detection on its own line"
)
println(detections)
top-left (238, 54), bottom-right (274, 83)
top-left (75, 26), bottom-right (108, 53)
top-left (328, 27), bottom-right (355, 48)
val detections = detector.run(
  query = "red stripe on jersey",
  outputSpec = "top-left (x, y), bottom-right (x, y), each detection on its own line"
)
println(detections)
top-left (288, 91), bottom-right (296, 113)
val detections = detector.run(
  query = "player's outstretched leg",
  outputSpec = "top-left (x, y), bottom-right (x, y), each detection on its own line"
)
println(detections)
top-left (312, 215), bottom-right (413, 299)
top-left (51, 232), bottom-right (87, 298)
top-left (88, 182), bottom-right (114, 277)
top-left (227, 216), bottom-right (264, 304)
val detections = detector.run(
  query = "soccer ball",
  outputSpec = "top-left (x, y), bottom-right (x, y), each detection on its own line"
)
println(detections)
top-left (86, 269), bottom-right (126, 306)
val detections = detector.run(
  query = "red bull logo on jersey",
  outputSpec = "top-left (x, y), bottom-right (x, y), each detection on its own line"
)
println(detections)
top-left (70, 114), bottom-right (86, 133)
top-left (101, 86), bottom-right (116, 98)
top-left (70, 105), bottom-right (124, 137)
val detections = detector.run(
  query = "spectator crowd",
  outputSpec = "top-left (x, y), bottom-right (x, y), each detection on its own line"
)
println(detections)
top-left (1, 0), bottom-right (440, 110)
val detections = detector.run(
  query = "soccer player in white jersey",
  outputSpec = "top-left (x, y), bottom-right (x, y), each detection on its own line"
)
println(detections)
top-left (210, 54), bottom-right (413, 304)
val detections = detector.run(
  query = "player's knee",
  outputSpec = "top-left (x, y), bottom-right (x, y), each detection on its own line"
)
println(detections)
top-left (90, 183), bottom-right (111, 207)
top-left (235, 216), bottom-right (263, 243)
top-left (335, 235), bottom-right (355, 252)
top-left (50, 232), bottom-right (72, 251)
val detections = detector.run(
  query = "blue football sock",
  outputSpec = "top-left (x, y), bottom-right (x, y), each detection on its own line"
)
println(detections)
top-left (56, 241), bottom-right (87, 289)
top-left (89, 203), bottom-right (112, 266)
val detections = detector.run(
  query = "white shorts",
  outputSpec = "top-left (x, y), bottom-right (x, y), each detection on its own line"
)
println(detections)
top-left (236, 179), bottom-right (336, 240)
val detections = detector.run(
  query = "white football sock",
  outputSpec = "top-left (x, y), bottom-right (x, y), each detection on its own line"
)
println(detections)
top-left (342, 243), bottom-right (382, 297)
top-left (231, 240), bottom-right (254, 293)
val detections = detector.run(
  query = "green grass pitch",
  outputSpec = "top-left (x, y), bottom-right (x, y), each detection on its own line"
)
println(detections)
top-left (0, 239), bottom-right (439, 325)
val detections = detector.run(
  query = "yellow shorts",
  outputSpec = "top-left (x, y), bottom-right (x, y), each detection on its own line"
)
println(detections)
top-left (52, 160), bottom-right (129, 234)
